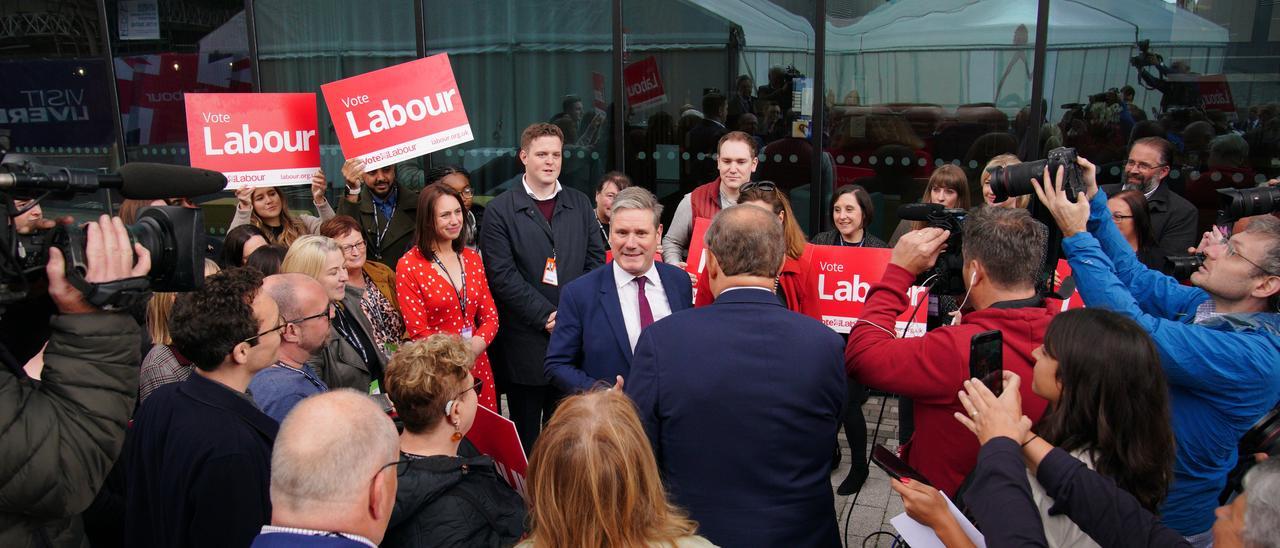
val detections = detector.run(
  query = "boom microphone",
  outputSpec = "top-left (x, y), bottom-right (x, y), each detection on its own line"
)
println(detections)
top-left (0, 162), bottom-right (226, 199)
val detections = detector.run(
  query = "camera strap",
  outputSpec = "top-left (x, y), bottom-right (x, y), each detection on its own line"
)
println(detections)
top-left (68, 274), bottom-right (152, 311)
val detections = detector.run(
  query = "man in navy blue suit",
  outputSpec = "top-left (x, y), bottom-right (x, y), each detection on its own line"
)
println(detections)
top-left (628, 205), bottom-right (846, 548)
top-left (545, 187), bottom-right (692, 393)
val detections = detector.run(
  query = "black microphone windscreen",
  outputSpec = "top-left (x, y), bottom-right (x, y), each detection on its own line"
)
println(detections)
top-left (896, 202), bottom-right (942, 221)
top-left (117, 163), bottom-right (227, 199)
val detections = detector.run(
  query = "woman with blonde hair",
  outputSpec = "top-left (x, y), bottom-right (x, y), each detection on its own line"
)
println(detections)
top-left (981, 153), bottom-right (1031, 209)
top-left (138, 259), bottom-right (221, 403)
top-left (282, 235), bottom-right (385, 393)
top-left (229, 174), bottom-right (334, 246)
top-left (382, 335), bottom-right (525, 548)
top-left (519, 390), bottom-right (714, 548)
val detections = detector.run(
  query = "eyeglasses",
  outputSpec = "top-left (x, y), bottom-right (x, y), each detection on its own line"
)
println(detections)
top-left (1111, 213), bottom-right (1134, 222)
top-left (339, 240), bottom-right (367, 253)
top-left (739, 181), bottom-right (778, 193)
top-left (458, 187), bottom-right (474, 197)
top-left (242, 316), bottom-right (287, 346)
top-left (1223, 237), bottom-right (1279, 277)
top-left (455, 378), bottom-right (483, 399)
top-left (288, 303), bottom-right (333, 325)
top-left (1124, 159), bottom-right (1166, 171)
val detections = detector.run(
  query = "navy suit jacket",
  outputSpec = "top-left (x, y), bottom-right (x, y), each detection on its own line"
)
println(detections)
top-left (628, 287), bottom-right (846, 548)
top-left (124, 373), bottom-right (277, 548)
top-left (544, 260), bottom-right (692, 393)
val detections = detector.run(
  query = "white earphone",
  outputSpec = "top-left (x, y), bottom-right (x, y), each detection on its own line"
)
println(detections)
top-left (444, 400), bottom-right (456, 416)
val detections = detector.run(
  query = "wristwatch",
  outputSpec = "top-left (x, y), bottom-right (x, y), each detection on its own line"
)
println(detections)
top-left (347, 187), bottom-right (362, 196)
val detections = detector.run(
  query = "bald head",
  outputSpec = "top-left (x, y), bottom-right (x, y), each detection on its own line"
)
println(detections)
top-left (263, 273), bottom-right (327, 320)
top-left (705, 204), bottom-right (784, 278)
top-left (270, 390), bottom-right (399, 514)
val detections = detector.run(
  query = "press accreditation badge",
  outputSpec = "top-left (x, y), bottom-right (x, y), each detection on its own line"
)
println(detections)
top-left (542, 257), bottom-right (559, 286)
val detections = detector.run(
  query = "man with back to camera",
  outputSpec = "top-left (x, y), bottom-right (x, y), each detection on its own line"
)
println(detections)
top-left (628, 205), bottom-right (846, 547)
top-left (249, 273), bottom-right (333, 422)
top-left (480, 122), bottom-right (606, 453)
top-left (1032, 157), bottom-right (1280, 546)
top-left (338, 158), bottom-right (420, 269)
top-left (249, 390), bottom-right (400, 547)
top-left (544, 187), bottom-right (692, 394)
top-left (662, 131), bottom-right (759, 269)
top-left (845, 206), bottom-right (1056, 497)
top-left (593, 171), bottom-right (631, 244)
top-left (124, 267), bottom-right (284, 548)
top-left (0, 215), bottom-right (150, 547)
top-left (1101, 136), bottom-right (1197, 259)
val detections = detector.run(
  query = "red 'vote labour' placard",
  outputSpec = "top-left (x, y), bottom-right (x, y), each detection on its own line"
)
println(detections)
top-left (1053, 259), bottom-right (1085, 311)
top-left (184, 92), bottom-right (320, 189)
top-left (800, 246), bottom-right (929, 337)
top-left (467, 406), bottom-right (528, 499)
top-left (684, 217), bottom-right (712, 302)
top-left (321, 53), bottom-right (473, 170)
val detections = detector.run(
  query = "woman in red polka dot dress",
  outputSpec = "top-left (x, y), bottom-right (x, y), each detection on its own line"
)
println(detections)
top-left (397, 183), bottom-right (499, 411)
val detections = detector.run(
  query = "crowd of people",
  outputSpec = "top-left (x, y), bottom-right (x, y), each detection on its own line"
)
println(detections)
top-left (3, 89), bottom-right (1280, 548)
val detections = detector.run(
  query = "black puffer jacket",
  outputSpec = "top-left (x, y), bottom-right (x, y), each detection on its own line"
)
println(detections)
top-left (383, 443), bottom-right (526, 548)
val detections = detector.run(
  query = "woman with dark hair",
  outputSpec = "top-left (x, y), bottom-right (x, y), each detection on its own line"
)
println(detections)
top-left (425, 164), bottom-right (481, 247)
top-left (1108, 189), bottom-right (1166, 270)
top-left (889, 163), bottom-right (971, 245)
top-left (220, 224), bottom-right (270, 268)
top-left (900, 308), bottom-right (1176, 547)
top-left (692, 181), bottom-right (812, 311)
top-left (396, 183), bottom-right (498, 411)
top-left (244, 244), bottom-right (287, 276)
top-left (812, 185), bottom-right (887, 248)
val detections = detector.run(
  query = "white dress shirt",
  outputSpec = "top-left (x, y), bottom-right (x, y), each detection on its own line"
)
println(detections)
top-left (522, 175), bottom-right (562, 200)
top-left (613, 261), bottom-right (673, 350)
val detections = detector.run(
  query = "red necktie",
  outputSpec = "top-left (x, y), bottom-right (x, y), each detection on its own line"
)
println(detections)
top-left (634, 277), bottom-right (654, 329)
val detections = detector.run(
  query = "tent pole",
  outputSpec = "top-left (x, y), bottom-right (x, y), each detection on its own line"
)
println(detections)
top-left (1020, 0), bottom-right (1051, 162)
top-left (810, 0), bottom-right (827, 235)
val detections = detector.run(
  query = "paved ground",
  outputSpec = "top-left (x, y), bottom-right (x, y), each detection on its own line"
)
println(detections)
top-left (832, 394), bottom-right (907, 548)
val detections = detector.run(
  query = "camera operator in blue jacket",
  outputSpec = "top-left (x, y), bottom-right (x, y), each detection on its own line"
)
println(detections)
top-left (1031, 159), bottom-right (1280, 546)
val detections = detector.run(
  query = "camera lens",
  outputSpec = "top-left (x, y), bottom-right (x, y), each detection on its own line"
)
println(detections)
top-left (988, 160), bottom-right (1046, 203)
top-left (1217, 187), bottom-right (1280, 223)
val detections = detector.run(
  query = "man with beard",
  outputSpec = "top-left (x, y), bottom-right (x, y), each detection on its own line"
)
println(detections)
top-left (338, 159), bottom-right (420, 269)
top-left (1102, 136), bottom-right (1197, 259)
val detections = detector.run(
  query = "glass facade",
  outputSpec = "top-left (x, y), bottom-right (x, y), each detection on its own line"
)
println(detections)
top-left (2, 0), bottom-right (1277, 237)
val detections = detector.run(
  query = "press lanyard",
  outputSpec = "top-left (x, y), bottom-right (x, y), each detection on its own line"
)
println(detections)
top-left (430, 251), bottom-right (468, 323)
top-left (370, 206), bottom-right (392, 255)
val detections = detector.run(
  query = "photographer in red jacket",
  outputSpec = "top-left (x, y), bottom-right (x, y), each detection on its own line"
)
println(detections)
top-left (846, 206), bottom-right (1056, 496)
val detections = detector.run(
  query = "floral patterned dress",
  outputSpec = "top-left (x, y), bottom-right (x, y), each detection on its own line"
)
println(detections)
top-left (359, 270), bottom-right (405, 352)
top-left (396, 246), bottom-right (499, 411)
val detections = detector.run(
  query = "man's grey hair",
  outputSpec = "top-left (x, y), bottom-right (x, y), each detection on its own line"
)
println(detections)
top-left (1244, 458), bottom-right (1280, 548)
top-left (611, 187), bottom-right (663, 228)
top-left (1209, 133), bottom-right (1250, 169)
top-left (961, 205), bottom-right (1047, 289)
top-left (270, 390), bottom-right (399, 513)
top-left (263, 273), bottom-right (323, 320)
top-left (1243, 215), bottom-right (1280, 310)
top-left (704, 204), bottom-right (784, 278)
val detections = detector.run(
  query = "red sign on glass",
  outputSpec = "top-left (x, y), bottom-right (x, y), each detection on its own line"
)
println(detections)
top-left (467, 406), bottom-right (528, 499)
top-left (184, 93), bottom-right (319, 189)
top-left (1195, 74), bottom-right (1236, 112)
top-left (799, 246), bottom-right (929, 337)
top-left (320, 53), bottom-right (473, 170)
top-left (624, 56), bottom-right (667, 110)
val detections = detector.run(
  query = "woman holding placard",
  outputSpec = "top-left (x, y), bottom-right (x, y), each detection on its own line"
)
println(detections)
top-left (397, 183), bottom-right (498, 411)
top-left (229, 173), bottom-right (334, 247)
